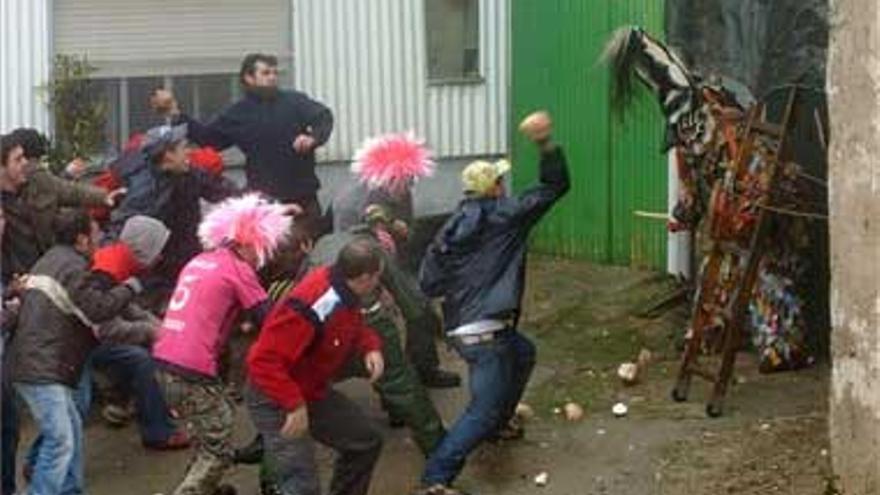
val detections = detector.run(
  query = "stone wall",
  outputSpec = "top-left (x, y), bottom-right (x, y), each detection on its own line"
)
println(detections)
top-left (827, 1), bottom-right (880, 492)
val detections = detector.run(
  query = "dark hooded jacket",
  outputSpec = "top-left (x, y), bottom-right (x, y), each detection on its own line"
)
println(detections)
top-left (419, 147), bottom-right (570, 332)
top-left (109, 149), bottom-right (239, 278)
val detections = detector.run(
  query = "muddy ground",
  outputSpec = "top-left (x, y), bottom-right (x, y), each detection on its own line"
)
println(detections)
top-left (12, 257), bottom-right (834, 494)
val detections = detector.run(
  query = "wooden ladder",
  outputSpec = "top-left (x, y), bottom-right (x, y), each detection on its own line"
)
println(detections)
top-left (671, 88), bottom-right (799, 417)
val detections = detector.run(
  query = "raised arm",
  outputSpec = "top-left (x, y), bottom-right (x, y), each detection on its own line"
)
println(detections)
top-left (505, 145), bottom-right (570, 227)
top-left (37, 170), bottom-right (110, 208)
top-left (177, 113), bottom-right (237, 150)
top-left (504, 111), bottom-right (570, 227)
top-left (151, 88), bottom-right (236, 150)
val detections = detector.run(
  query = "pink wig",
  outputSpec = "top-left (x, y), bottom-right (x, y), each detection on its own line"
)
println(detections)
top-left (351, 131), bottom-right (435, 192)
top-left (198, 194), bottom-right (291, 267)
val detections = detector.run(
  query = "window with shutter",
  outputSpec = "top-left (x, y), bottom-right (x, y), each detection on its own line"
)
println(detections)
top-left (53, 0), bottom-right (292, 155)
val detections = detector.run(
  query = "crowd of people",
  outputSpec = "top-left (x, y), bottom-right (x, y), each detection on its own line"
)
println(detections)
top-left (0, 52), bottom-right (570, 495)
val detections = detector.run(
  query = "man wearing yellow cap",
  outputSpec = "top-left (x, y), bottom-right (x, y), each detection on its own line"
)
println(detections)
top-left (413, 112), bottom-right (570, 495)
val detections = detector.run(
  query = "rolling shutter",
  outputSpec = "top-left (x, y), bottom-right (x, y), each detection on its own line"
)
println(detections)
top-left (53, 0), bottom-right (291, 77)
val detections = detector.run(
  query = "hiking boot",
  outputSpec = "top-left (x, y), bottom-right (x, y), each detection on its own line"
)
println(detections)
top-left (233, 434), bottom-right (264, 465)
top-left (420, 369), bottom-right (461, 389)
top-left (412, 483), bottom-right (470, 495)
top-left (143, 430), bottom-right (191, 451)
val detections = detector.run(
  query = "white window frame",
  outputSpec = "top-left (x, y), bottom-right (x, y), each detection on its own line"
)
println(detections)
top-left (424, 0), bottom-right (484, 86)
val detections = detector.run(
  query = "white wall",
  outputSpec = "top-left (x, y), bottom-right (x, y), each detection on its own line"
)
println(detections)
top-left (0, 0), bottom-right (51, 133)
top-left (292, 0), bottom-right (509, 162)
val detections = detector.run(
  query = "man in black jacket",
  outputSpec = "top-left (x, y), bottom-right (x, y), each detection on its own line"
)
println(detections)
top-left (10, 210), bottom-right (141, 495)
top-left (109, 124), bottom-right (240, 287)
top-left (152, 53), bottom-right (334, 238)
top-left (413, 112), bottom-right (570, 495)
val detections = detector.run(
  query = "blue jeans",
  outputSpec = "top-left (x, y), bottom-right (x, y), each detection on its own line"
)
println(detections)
top-left (14, 383), bottom-right (85, 495)
top-left (91, 344), bottom-right (175, 444)
top-left (421, 329), bottom-right (536, 486)
top-left (24, 360), bottom-right (93, 476)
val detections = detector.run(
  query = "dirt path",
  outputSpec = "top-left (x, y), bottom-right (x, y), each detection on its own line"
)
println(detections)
top-left (12, 258), bottom-right (832, 495)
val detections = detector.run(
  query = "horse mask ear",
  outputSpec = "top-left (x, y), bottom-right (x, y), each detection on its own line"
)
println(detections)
top-left (603, 25), bottom-right (698, 120)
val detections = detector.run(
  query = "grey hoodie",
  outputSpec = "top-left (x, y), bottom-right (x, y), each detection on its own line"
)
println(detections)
top-left (97, 215), bottom-right (170, 347)
top-left (120, 215), bottom-right (171, 268)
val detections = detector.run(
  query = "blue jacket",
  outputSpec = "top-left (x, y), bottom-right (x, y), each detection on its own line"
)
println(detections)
top-left (419, 147), bottom-right (570, 332)
top-left (180, 89), bottom-right (333, 202)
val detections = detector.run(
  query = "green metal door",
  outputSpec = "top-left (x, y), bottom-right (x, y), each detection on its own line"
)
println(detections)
top-left (511, 0), bottom-right (668, 269)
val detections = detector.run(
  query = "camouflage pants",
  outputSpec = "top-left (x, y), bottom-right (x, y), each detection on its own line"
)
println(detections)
top-left (156, 369), bottom-right (235, 495)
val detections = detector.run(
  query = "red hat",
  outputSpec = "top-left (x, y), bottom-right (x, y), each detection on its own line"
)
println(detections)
top-left (188, 147), bottom-right (224, 176)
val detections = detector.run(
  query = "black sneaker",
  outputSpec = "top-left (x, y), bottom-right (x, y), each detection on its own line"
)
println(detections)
top-left (420, 369), bottom-right (462, 389)
top-left (388, 416), bottom-right (406, 429)
top-left (232, 434), bottom-right (264, 465)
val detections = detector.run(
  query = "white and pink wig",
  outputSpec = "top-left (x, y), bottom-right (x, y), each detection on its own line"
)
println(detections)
top-left (198, 194), bottom-right (291, 268)
top-left (351, 131), bottom-right (435, 192)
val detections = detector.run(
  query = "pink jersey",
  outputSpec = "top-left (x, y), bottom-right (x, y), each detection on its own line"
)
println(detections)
top-left (153, 248), bottom-right (267, 377)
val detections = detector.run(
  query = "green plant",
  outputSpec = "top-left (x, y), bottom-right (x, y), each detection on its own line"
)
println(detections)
top-left (45, 54), bottom-right (107, 172)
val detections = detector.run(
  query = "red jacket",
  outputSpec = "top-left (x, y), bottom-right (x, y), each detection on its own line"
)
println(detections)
top-left (247, 266), bottom-right (382, 411)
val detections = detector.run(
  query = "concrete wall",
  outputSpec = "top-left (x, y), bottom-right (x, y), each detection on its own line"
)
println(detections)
top-left (827, 1), bottom-right (880, 492)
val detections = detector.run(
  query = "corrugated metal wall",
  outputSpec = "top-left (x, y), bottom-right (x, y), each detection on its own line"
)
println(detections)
top-left (292, 0), bottom-right (508, 162)
top-left (511, 0), bottom-right (668, 269)
top-left (0, 0), bottom-right (51, 133)
top-left (608, 0), bottom-right (668, 268)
